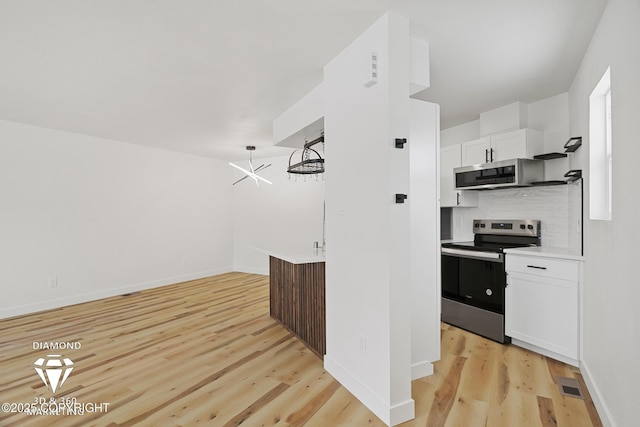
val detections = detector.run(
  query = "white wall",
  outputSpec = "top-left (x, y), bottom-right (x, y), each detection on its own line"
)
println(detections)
top-left (568, 1), bottom-right (640, 425)
top-left (324, 13), bottom-right (415, 426)
top-left (0, 120), bottom-right (233, 319)
top-left (409, 100), bottom-right (441, 380)
top-left (528, 93), bottom-right (572, 181)
top-left (440, 119), bottom-right (479, 147)
top-left (529, 93), bottom-right (571, 152)
top-left (232, 154), bottom-right (325, 274)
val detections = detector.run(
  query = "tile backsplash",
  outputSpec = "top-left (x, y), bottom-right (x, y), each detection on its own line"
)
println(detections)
top-left (451, 181), bottom-right (582, 250)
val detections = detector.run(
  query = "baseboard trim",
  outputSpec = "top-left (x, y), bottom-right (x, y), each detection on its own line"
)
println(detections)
top-left (233, 265), bottom-right (269, 275)
top-left (390, 398), bottom-right (415, 427)
top-left (411, 360), bottom-right (434, 380)
top-left (324, 355), bottom-right (415, 426)
top-left (580, 359), bottom-right (617, 427)
top-left (510, 338), bottom-right (579, 367)
top-left (0, 266), bottom-right (233, 320)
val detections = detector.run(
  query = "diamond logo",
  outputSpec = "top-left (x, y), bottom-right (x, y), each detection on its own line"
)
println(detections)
top-left (34, 354), bottom-right (74, 393)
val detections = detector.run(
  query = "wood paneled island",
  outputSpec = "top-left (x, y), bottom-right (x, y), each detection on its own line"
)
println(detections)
top-left (269, 252), bottom-right (325, 358)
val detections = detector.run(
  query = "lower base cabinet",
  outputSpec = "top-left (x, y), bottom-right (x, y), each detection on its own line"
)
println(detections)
top-left (505, 254), bottom-right (581, 366)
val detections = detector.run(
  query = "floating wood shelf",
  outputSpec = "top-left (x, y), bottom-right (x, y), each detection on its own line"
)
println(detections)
top-left (564, 136), bottom-right (582, 153)
top-left (531, 180), bottom-right (568, 186)
top-left (534, 152), bottom-right (568, 160)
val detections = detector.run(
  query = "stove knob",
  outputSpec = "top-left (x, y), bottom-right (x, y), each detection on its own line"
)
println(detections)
top-left (486, 289), bottom-right (493, 296)
top-left (520, 224), bottom-right (526, 229)
top-left (527, 224), bottom-right (534, 230)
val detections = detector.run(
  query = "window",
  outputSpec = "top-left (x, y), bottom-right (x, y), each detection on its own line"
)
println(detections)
top-left (589, 67), bottom-right (612, 221)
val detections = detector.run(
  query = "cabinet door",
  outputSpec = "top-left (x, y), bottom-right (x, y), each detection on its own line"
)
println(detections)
top-left (491, 129), bottom-right (528, 161)
top-left (440, 145), bottom-right (460, 207)
top-left (461, 137), bottom-right (491, 165)
top-left (505, 272), bottom-right (578, 360)
top-left (440, 145), bottom-right (479, 207)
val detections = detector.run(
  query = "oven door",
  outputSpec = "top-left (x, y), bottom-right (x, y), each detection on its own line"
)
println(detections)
top-left (441, 248), bottom-right (506, 314)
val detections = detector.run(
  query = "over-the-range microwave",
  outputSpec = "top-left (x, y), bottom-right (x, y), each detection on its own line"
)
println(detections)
top-left (454, 158), bottom-right (544, 190)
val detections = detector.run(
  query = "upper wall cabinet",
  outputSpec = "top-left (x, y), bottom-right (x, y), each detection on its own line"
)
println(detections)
top-left (441, 144), bottom-right (478, 208)
top-left (460, 137), bottom-right (491, 165)
top-left (461, 129), bottom-right (544, 166)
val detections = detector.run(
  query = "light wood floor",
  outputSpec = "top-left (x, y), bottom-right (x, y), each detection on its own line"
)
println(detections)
top-left (0, 272), bottom-right (602, 426)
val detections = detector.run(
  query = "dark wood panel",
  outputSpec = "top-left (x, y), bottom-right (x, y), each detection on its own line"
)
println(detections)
top-left (269, 256), bottom-right (325, 358)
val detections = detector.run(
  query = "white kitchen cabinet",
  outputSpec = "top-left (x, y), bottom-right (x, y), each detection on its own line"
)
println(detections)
top-left (505, 254), bottom-right (581, 366)
top-left (460, 137), bottom-right (491, 165)
top-left (440, 144), bottom-right (478, 207)
top-left (461, 129), bottom-right (544, 166)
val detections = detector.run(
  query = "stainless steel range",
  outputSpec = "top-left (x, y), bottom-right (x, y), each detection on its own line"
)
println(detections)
top-left (441, 219), bottom-right (540, 343)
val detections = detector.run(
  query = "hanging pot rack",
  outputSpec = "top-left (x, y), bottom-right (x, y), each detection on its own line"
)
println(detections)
top-left (287, 135), bottom-right (325, 175)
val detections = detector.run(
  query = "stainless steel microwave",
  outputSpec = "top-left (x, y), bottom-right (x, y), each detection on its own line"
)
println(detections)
top-left (454, 158), bottom-right (544, 190)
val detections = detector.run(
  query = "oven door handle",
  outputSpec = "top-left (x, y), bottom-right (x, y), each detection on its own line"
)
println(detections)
top-left (441, 247), bottom-right (503, 262)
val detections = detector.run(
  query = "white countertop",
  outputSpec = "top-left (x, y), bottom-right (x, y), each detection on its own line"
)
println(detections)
top-left (503, 246), bottom-right (584, 261)
top-left (269, 249), bottom-right (326, 264)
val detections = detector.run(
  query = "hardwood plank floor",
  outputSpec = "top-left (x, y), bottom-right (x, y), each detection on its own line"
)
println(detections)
top-left (0, 273), bottom-right (602, 426)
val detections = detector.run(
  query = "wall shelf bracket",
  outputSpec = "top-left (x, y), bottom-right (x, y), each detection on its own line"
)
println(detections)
top-left (395, 193), bottom-right (408, 204)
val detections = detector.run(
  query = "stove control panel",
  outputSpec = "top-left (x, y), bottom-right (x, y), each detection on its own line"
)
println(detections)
top-left (473, 219), bottom-right (540, 238)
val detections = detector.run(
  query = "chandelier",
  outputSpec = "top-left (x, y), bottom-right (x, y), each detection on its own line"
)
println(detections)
top-left (229, 146), bottom-right (272, 186)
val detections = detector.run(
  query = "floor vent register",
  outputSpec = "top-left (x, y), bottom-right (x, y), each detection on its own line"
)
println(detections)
top-left (557, 376), bottom-right (586, 399)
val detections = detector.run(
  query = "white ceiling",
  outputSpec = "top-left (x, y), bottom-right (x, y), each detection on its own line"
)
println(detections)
top-left (0, 0), bottom-right (608, 160)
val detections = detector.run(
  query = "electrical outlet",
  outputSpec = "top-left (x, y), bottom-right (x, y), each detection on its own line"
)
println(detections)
top-left (337, 199), bottom-right (346, 216)
top-left (359, 335), bottom-right (367, 355)
top-left (48, 277), bottom-right (57, 288)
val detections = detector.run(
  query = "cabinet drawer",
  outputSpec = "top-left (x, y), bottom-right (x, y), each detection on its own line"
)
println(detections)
top-left (506, 255), bottom-right (579, 282)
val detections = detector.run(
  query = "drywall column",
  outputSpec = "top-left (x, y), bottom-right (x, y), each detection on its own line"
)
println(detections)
top-left (409, 99), bottom-right (441, 379)
top-left (323, 13), bottom-right (414, 426)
